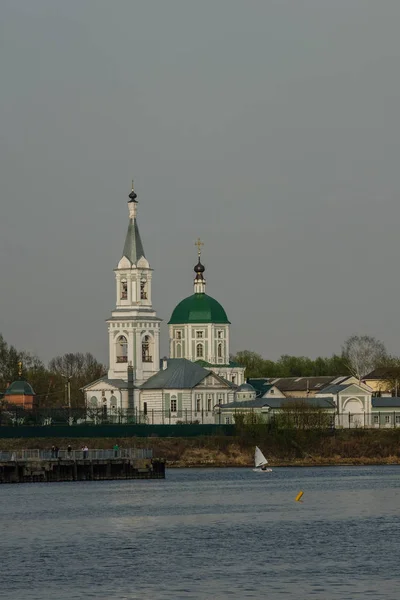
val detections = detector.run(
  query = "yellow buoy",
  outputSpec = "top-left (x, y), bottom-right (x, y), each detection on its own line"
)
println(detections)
top-left (295, 491), bottom-right (304, 502)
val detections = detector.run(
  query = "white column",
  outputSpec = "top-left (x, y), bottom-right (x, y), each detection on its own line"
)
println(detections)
top-left (115, 274), bottom-right (120, 306)
top-left (136, 331), bottom-right (142, 380)
top-left (154, 327), bottom-right (160, 370)
top-left (108, 327), bottom-right (115, 378)
top-left (127, 273), bottom-right (132, 305)
top-left (207, 324), bottom-right (212, 363)
top-left (128, 330), bottom-right (134, 370)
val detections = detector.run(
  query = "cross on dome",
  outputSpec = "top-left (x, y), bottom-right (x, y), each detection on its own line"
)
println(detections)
top-left (195, 238), bottom-right (204, 258)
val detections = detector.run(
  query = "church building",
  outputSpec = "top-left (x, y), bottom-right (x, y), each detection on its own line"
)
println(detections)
top-left (83, 185), bottom-right (244, 423)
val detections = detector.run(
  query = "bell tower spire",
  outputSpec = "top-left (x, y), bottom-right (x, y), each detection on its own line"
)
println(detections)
top-left (107, 182), bottom-right (161, 385)
top-left (194, 238), bottom-right (206, 294)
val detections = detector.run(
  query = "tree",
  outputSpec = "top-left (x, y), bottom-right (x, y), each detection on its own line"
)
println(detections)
top-left (48, 352), bottom-right (106, 407)
top-left (231, 351), bottom-right (267, 378)
top-left (273, 400), bottom-right (332, 430)
top-left (0, 333), bottom-right (21, 386)
top-left (342, 335), bottom-right (387, 381)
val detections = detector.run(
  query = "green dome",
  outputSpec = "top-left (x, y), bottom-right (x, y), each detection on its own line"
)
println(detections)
top-left (169, 293), bottom-right (230, 324)
top-left (5, 379), bottom-right (36, 396)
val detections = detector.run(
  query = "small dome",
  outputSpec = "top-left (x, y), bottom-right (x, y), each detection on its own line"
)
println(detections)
top-left (5, 379), bottom-right (36, 396)
top-left (238, 383), bottom-right (255, 392)
top-left (168, 293), bottom-right (230, 324)
top-left (194, 259), bottom-right (205, 274)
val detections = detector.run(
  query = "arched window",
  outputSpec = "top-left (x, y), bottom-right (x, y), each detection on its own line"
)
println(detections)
top-left (217, 343), bottom-right (222, 358)
top-left (110, 395), bottom-right (117, 410)
top-left (170, 395), bottom-right (177, 413)
top-left (196, 343), bottom-right (204, 358)
top-left (196, 395), bottom-right (201, 412)
top-left (89, 396), bottom-right (98, 407)
top-left (176, 343), bottom-right (182, 358)
top-left (142, 335), bottom-right (153, 363)
top-left (140, 279), bottom-right (148, 300)
top-left (121, 280), bottom-right (128, 300)
top-left (207, 396), bottom-right (212, 412)
top-left (116, 336), bottom-right (128, 363)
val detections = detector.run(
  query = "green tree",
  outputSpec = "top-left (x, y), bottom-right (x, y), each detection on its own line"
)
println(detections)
top-left (231, 351), bottom-right (266, 378)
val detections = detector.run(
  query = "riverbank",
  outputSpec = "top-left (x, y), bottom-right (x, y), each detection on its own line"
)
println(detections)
top-left (1, 429), bottom-right (400, 467)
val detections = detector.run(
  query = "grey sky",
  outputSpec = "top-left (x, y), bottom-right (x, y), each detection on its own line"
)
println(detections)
top-left (1, 0), bottom-right (400, 364)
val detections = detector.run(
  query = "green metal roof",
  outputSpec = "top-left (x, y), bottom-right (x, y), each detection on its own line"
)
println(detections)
top-left (247, 378), bottom-right (272, 397)
top-left (122, 218), bottom-right (145, 265)
top-left (5, 379), bottom-right (36, 396)
top-left (168, 293), bottom-right (230, 324)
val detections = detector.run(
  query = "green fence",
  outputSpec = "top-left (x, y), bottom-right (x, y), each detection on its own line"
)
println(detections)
top-left (0, 423), bottom-right (236, 439)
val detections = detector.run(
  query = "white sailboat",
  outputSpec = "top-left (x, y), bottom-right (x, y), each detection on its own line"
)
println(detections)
top-left (253, 446), bottom-right (272, 473)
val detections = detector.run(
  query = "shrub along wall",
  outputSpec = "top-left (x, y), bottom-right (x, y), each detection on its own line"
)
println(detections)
top-left (0, 424), bottom-right (235, 439)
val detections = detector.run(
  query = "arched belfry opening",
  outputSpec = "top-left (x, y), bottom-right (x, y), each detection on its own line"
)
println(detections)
top-left (116, 335), bottom-right (128, 363)
top-left (142, 335), bottom-right (154, 363)
top-left (140, 278), bottom-right (148, 300)
top-left (120, 279), bottom-right (128, 300)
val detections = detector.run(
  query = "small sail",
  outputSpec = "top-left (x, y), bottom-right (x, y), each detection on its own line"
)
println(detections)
top-left (255, 446), bottom-right (268, 468)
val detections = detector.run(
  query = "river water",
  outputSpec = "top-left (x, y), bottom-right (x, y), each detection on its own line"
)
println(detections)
top-left (1, 466), bottom-right (399, 599)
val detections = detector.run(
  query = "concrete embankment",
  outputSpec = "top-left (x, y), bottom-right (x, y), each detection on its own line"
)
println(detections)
top-left (1, 429), bottom-right (400, 467)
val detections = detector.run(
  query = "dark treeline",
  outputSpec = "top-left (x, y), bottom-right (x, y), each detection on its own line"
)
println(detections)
top-left (230, 350), bottom-right (349, 379)
top-left (0, 334), bottom-right (106, 407)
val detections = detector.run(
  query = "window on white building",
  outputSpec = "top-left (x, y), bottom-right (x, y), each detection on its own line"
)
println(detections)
top-left (207, 396), bottom-right (212, 411)
top-left (116, 336), bottom-right (128, 363)
top-left (171, 396), bottom-right (177, 413)
top-left (196, 331), bottom-right (204, 339)
top-left (143, 402), bottom-right (148, 416)
top-left (140, 279), bottom-right (148, 300)
top-left (176, 344), bottom-right (182, 358)
top-left (385, 415), bottom-right (391, 424)
top-left (176, 331), bottom-right (182, 340)
top-left (196, 396), bottom-right (201, 412)
top-left (232, 375), bottom-right (236, 384)
top-left (142, 335), bottom-right (153, 363)
top-left (89, 396), bottom-right (98, 407)
top-left (196, 344), bottom-right (204, 358)
top-left (374, 415), bottom-right (379, 424)
top-left (121, 280), bottom-right (128, 300)
top-left (217, 343), bottom-right (222, 358)
top-left (225, 417), bottom-right (231, 424)
top-left (217, 393), bottom-right (224, 404)
top-left (217, 330), bottom-right (223, 339)
top-left (396, 415), bottom-right (400, 424)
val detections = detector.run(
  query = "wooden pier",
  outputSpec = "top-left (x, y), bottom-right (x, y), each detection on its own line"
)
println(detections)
top-left (0, 449), bottom-right (165, 483)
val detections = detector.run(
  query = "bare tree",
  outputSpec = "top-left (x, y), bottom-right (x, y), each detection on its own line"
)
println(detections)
top-left (48, 352), bottom-right (106, 407)
top-left (342, 335), bottom-right (387, 381)
top-left (274, 400), bottom-right (332, 430)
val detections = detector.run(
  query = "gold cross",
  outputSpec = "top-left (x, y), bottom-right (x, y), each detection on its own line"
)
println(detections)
top-left (18, 361), bottom-right (22, 377)
top-left (195, 237), bottom-right (204, 257)
top-left (131, 179), bottom-right (135, 192)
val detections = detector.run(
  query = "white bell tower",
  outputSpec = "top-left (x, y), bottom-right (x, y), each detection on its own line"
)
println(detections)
top-left (107, 183), bottom-right (161, 384)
